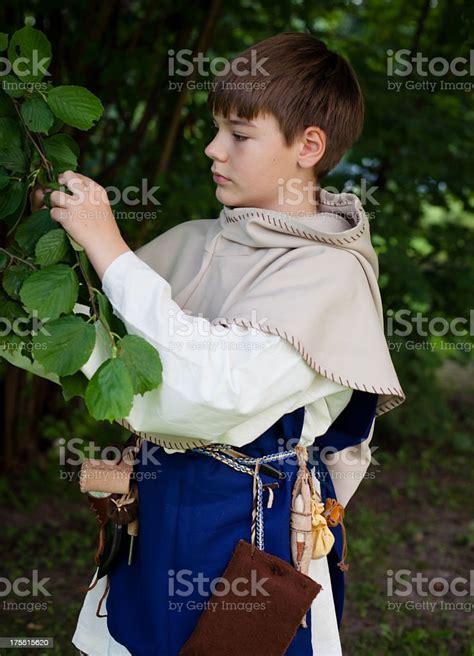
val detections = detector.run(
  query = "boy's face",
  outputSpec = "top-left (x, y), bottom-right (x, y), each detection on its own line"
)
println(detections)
top-left (204, 111), bottom-right (320, 213)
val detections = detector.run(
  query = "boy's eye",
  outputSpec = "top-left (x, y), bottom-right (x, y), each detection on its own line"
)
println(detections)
top-left (210, 124), bottom-right (247, 142)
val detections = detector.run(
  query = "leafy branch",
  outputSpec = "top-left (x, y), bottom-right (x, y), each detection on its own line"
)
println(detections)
top-left (0, 25), bottom-right (163, 423)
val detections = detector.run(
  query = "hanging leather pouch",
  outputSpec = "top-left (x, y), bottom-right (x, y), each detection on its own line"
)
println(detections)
top-left (178, 538), bottom-right (322, 656)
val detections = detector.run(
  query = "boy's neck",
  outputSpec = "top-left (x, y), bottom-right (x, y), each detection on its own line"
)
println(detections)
top-left (229, 184), bottom-right (321, 218)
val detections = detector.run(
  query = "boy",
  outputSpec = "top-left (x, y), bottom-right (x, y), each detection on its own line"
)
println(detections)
top-left (33, 32), bottom-right (404, 655)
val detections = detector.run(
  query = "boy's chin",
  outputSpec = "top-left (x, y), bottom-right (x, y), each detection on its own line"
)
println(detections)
top-left (215, 186), bottom-right (240, 207)
top-left (215, 186), bottom-right (258, 210)
top-left (215, 186), bottom-right (272, 210)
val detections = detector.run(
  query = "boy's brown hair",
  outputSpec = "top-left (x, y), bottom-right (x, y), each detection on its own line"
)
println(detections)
top-left (207, 31), bottom-right (364, 180)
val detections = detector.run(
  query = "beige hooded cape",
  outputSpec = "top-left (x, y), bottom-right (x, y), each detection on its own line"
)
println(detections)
top-left (131, 187), bottom-right (405, 422)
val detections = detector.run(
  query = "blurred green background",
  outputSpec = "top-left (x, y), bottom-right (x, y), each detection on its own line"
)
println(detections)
top-left (0, 1), bottom-right (473, 654)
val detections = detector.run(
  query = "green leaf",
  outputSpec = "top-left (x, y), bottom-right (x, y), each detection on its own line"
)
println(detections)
top-left (41, 179), bottom-right (70, 204)
top-left (39, 181), bottom-right (74, 207)
top-left (78, 249), bottom-right (93, 273)
top-left (1, 74), bottom-right (25, 98)
top-left (67, 234), bottom-right (84, 251)
top-left (43, 190), bottom-right (53, 210)
top-left (0, 289), bottom-right (28, 328)
top-left (96, 290), bottom-right (112, 332)
top-left (20, 96), bottom-right (55, 133)
top-left (46, 85), bottom-right (103, 130)
top-left (0, 119), bottom-right (25, 173)
top-left (0, 33), bottom-right (8, 52)
top-left (0, 180), bottom-right (26, 219)
top-left (0, 331), bottom-right (34, 362)
top-left (0, 335), bottom-right (60, 383)
top-left (0, 168), bottom-right (10, 189)
top-left (31, 314), bottom-right (96, 376)
top-left (2, 185), bottom-right (28, 229)
top-left (0, 285), bottom-right (33, 343)
top-left (16, 209), bottom-right (57, 254)
top-left (60, 370), bottom-right (88, 401)
top-left (35, 228), bottom-right (70, 265)
top-left (46, 115), bottom-right (65, 135)
top-left (0, 250), bottom-right (9, 270)
top-left (8, 26), bottom-right (52, 84)
top-left (0, 90), bottom-right (16, 117)
top-left (0, 146), bottom-right (27, 173)
top-left (51, 132), bottom-right (80, 157)
top-left (19, 263), bottom-right (79, 320)
top-left (42, 134), bottom-right (78, 172)
top-left (2, 263), bottom-right (31, 300)
top-left (96, 290), bottom-right (127, 338)
top-left (85, 358), bottom-right (134, 422)
top-left (118, 334), bottom-right (163, 395)
top-left (0, 117), bottom-right (22, 147)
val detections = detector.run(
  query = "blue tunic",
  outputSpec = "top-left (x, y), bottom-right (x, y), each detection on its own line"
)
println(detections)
top-left (105, 390), bottom-right (378, 655)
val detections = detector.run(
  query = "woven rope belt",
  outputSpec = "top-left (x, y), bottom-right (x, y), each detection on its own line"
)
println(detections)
top-left (191, 444), bottom-right (298, 552)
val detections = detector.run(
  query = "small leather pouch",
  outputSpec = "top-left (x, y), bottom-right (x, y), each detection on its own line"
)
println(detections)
top-left (79, 457), bottom-right (132, 494)
top-left (79, 443), bottom-right (139, 495)
top-left (78, 436), bottom-right (141, 617)
top-left (178, 538), bottom-right (322, 656)
top-left (311, 499), bottom-right (335, 558)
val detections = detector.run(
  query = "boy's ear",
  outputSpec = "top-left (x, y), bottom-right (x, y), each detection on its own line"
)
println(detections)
top-left (297, 126), bottom-right (326, 170)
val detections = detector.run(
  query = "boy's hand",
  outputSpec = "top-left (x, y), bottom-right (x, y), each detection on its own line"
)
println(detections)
top-left (48, 171), bottom-right (121, 252)
top-left (29, 184), bottom-right (52, 212)
top-left (48, 170), bottom-right (131, 279)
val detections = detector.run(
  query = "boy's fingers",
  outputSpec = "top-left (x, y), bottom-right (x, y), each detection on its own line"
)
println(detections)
top-left (59, 170), bottom-right (87, 194)
top-left (60, 170), bottom-right (88, 184)
top-left (30, 186), bottom-right (43, 200)
top-left (50, 189), bottom-right (69, 207)
top-left (30, 186), bottom-right (46, 211)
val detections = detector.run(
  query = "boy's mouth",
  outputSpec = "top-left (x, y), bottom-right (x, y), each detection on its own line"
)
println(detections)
top-left (212, 170), bottom-right (231, 183)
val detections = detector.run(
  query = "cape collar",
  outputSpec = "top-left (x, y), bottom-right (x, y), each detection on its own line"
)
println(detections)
top-left (219, 188), bottom-right (366, 245)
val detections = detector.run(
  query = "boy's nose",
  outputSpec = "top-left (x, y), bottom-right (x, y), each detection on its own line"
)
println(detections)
top-left (204, 136), bottom-right (227, 162)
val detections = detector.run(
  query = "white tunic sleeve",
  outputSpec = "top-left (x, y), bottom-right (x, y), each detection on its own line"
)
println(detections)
top-left (325, 416), bottom-right (376, 508)
top-left (77, 250), bottom-right (352, 451)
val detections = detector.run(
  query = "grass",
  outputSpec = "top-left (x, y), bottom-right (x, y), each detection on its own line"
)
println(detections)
top-left (341, 447), bottom-right (473, 655)
top-left (0, 461), bottom-right (97, 656)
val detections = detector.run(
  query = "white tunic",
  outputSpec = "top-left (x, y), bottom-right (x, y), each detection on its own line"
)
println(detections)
top-left (72, 251), bottom-right (375, 656)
